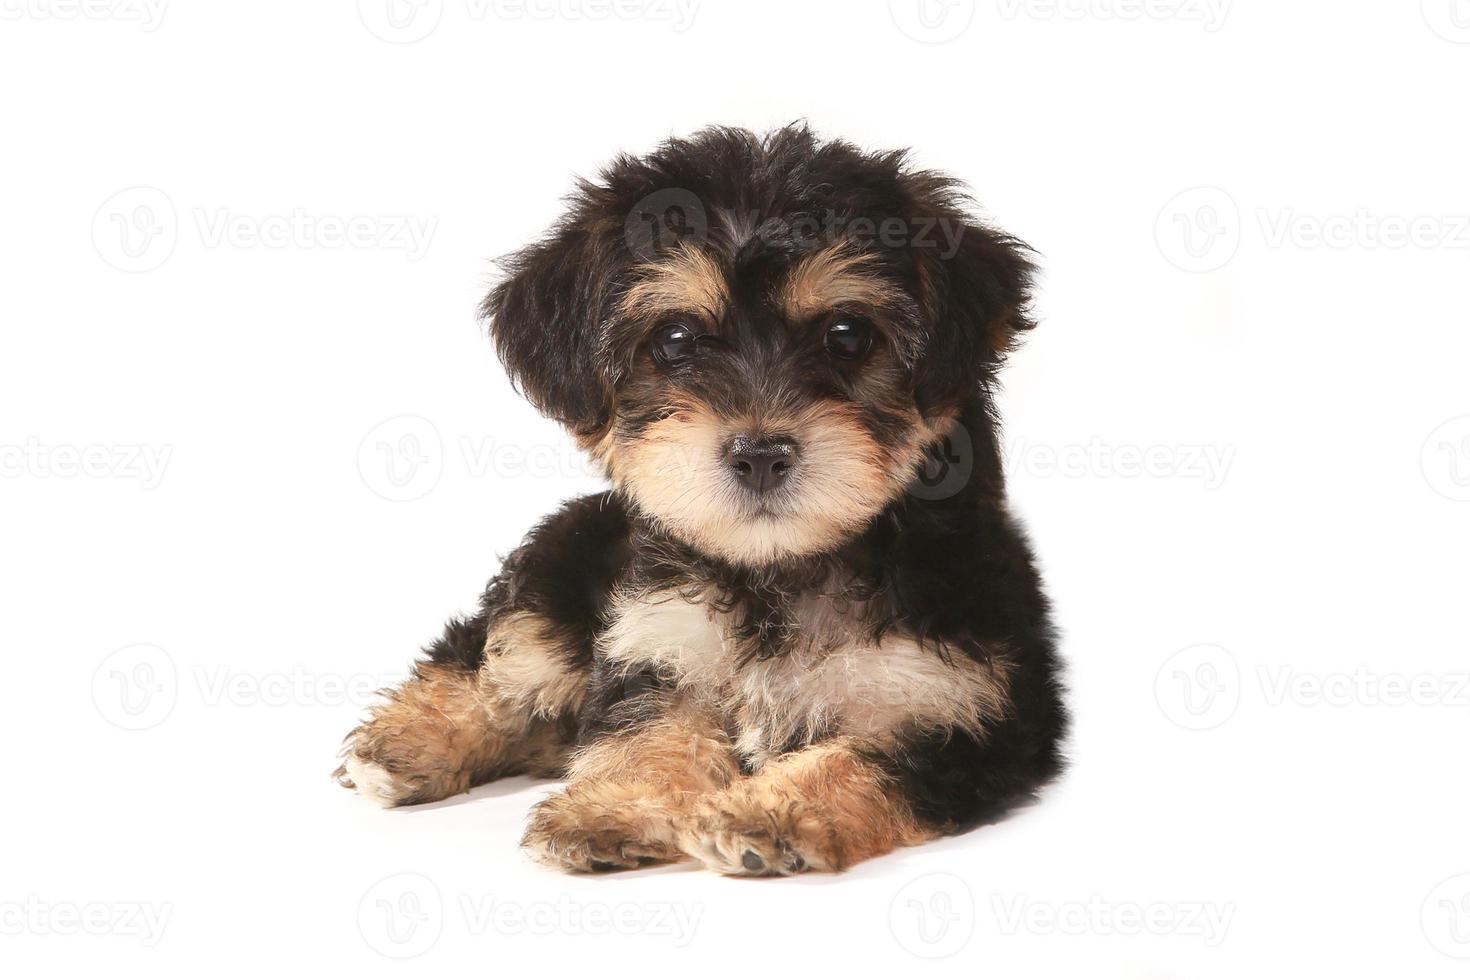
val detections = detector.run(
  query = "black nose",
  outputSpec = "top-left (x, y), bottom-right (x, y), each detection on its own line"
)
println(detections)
top-left (725, 436), bottom-right (797, 494)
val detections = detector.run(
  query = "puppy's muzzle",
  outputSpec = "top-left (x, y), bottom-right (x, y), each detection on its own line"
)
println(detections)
top-left (724, 435), bottom-right (798, 495)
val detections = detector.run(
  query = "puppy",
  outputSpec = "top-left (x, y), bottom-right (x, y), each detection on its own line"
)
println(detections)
top-left (336, 125), bottom-right (1066, 876)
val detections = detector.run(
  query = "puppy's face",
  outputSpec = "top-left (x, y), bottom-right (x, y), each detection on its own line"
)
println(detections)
top-left (486, 127), bottom-right (1034, 566)
top-left (598, 242), bottom-right (949, 564)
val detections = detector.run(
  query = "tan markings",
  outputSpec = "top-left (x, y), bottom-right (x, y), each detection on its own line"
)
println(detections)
top-left (604, 394), bottom-right (939, 565)
top-left (336, 660), bottom-right (565, 806)
top-left (481, 611), bottom-right (588, 719)
top-left (521, 705), bottom-right (739, 872)
top-left (680, 738), bottom-right (933, 875)
top-left (599, 587), bottom-right (1015, 762)
top-left (618, 244), bottom-right (728, 322)
top-left (776, 243), bottom-right (904, 322)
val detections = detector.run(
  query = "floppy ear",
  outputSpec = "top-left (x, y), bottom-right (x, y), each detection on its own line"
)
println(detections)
top-left (481, 191), bottom-right (626, 435)
top-left (903, 181), bottom-right (1036, 411)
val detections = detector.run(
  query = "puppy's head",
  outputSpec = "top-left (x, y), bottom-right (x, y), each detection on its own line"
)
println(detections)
top-left (485, 125), bottom-right (1034, 566)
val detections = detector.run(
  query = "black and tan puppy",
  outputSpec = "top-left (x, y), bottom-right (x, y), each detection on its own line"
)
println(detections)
top-left (337, 125), bottom-right (1066, 876)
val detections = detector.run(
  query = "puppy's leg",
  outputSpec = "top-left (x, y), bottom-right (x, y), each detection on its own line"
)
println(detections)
top-left (336, 493), bottom-right (629, 807)
top-left (336, 616), bottom-right (583, 807)
top-left (522, 705), bottom-right (739, 872)
top-left (680, 738), bottom-right (933, 876)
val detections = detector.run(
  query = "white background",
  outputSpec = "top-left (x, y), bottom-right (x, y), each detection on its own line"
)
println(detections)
top-left (3, 1), bottom-right (1469, 976)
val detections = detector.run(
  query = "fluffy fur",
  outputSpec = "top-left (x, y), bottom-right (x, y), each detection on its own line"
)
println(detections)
top-left (336, 125), bottom-right (1067, 876)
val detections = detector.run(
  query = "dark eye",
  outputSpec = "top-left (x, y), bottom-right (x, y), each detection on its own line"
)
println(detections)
top-left (651, 321), bottom-right (698, 367)
top-left (824, 317), bottom-right (873, 360)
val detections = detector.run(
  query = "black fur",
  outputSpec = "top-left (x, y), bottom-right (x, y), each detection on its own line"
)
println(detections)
top-left (428, 124), bottom-right (1065, 841)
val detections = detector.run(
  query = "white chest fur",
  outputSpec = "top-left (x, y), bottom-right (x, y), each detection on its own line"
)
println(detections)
top-left (598, 588), bottom-right (1011, 762)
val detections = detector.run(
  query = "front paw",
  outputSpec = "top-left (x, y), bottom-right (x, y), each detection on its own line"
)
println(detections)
top-left (334, 723), bottom-right (470, 808)
top-left (334, 748), bottom-right (416, 808)
top-left (679, 796), bottom-right (829, 877)
top-left (522, 791), bottom-right (682, 873)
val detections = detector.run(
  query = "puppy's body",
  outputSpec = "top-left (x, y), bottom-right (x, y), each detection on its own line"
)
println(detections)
top-left (338, 126), bottom-right (1066, 875)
